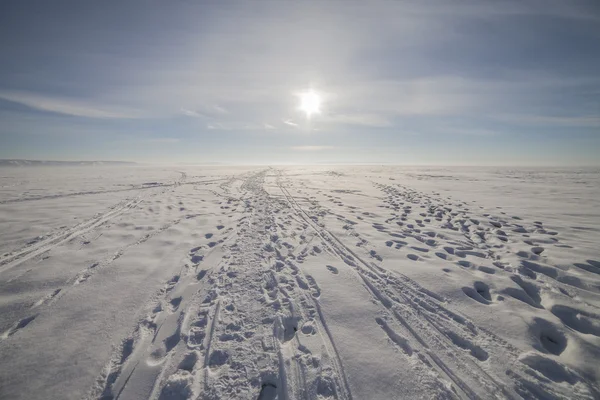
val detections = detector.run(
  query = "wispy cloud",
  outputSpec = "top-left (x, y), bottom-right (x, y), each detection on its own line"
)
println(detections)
top-left (0, 91), bottom-right (141, 119)
top-left (180, 104), bottom-right (228, 118)
top-left (181, 108), bottom-right (201, 117)
top-left (1, 1), bottom-right (599, 164)
top-left (283, 119), bottom-right (298, 127)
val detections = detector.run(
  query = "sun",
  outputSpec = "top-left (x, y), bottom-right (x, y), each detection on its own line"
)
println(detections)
top-left (299, 90), bottom-right (321, 118)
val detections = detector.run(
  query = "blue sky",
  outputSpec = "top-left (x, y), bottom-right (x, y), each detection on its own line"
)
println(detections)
top-left (0, 1), bottom-right (599, 165)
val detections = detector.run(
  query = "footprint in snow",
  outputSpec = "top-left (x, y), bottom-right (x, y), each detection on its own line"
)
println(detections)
top-left (1, 315), bottom-right (37, 339)
top-left (407, 254), bottom-right (420, 261)
top-left (462, 282), bottom-right (492, 305)
top-left (326, 265), bottom-right (339, 274)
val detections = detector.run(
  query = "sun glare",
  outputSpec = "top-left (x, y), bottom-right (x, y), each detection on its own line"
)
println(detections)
top-left (299, 90), bottom-right (321, 118)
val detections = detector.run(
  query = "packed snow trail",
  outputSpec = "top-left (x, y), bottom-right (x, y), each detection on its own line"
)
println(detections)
top-left (0, 166), bottom-right (599, 399)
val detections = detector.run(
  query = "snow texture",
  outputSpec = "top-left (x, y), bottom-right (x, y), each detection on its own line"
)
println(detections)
top-left (1, 165), bottom-right (599, 399)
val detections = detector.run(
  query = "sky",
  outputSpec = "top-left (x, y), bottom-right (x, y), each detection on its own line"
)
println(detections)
top-left (0, 1), bottom-right (599, 165)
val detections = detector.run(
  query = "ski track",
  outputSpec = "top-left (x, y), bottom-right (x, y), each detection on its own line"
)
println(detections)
top-left (0, 195), bottom-right (145, 274)
top-left (1, 166), bottom-right (599, 399)
top-left (0, 172), bottom-right (188, 276)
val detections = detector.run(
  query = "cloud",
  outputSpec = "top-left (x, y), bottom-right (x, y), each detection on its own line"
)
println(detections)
top-left (181, 108), bottom-right (201, 117)
top-left (0, 91), bottom-right (141, 119)
top-left (3, 3), bottom-right (591, 130)
top-left (1, 0), bottom-right (599, 166)
top-left (207, 123), bottom-right (222, 130)
top-left (212, 105), bottom-right (228, 114)
top-left (180, 104), bottom-right (228, 118)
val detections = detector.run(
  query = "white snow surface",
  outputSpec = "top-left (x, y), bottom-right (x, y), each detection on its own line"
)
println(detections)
top-left (1, 165), bottom-right (599, 400)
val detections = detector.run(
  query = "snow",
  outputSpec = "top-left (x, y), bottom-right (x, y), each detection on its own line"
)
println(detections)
top-left (1, 165), bottom-right (599, 399)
